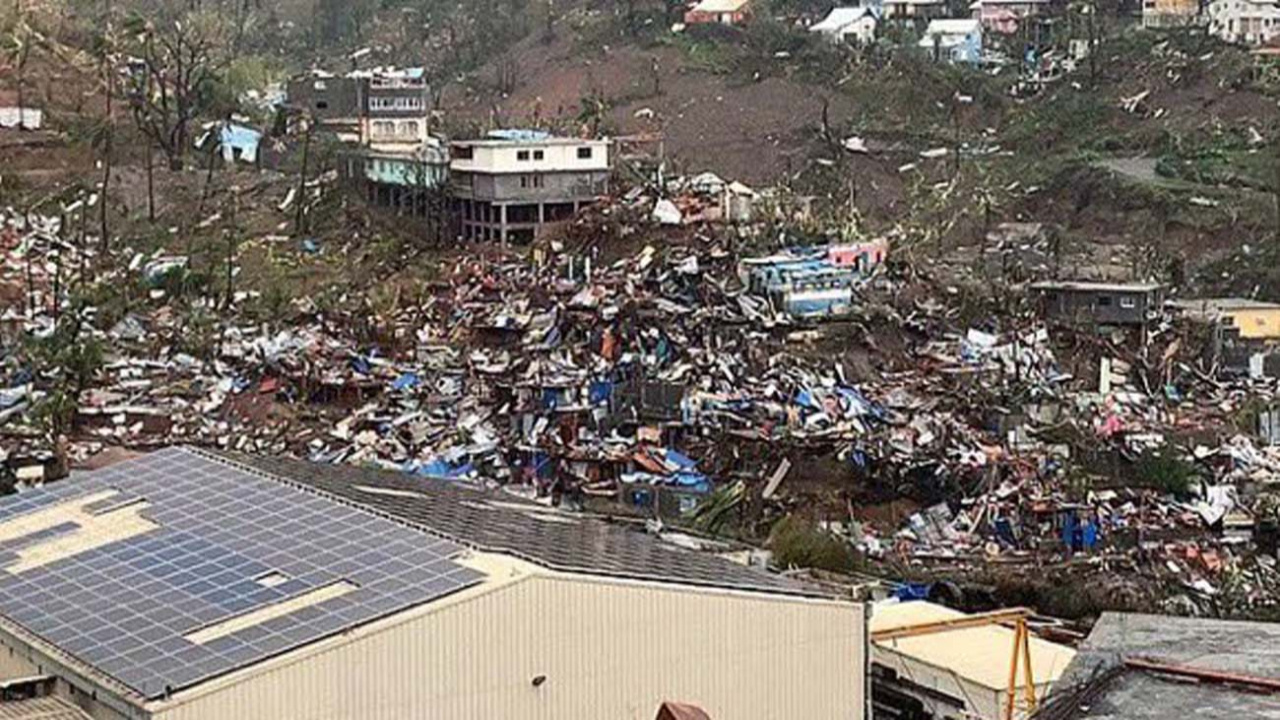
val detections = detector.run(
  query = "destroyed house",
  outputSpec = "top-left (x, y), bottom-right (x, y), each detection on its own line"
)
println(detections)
top-left (1029, 281), bottom-right (1164, 327)
top-left (450, 131), bottom-right (611, 244)
top-left (738, 244), bottom-right (884, 318)
top-left (0, 447), bottom-right (867, 720)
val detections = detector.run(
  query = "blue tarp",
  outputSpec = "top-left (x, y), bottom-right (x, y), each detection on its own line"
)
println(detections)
top-left (219, 123), bottom-right (262, 163)
top-left (487, 128), bottom-right (553, 142)
top-left (893, 583), bottom-right (933, 602)
top-left (588, 380), bottom-right (613, 405)
top-left (664, 448), bottom-right (699, 471)
top-left (668, 471), bottom-right (712, 493)
top-left (415, 459), bottom-right (473, 479)
top-left (392, 373), bottom-right (420, 391)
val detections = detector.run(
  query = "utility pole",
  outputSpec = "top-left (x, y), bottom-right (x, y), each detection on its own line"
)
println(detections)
top-left (294, 115), bottom-right (313, 236)
top-left (145, 37), bottom-right (156, 223)
top-left (1274, 137), bottom-right (1280, 246)
top-left (225, 189), bottom-right (239, 311)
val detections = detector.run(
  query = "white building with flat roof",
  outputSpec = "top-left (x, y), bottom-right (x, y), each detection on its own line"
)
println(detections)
top-left (450, 131), bottom-right (611, 244)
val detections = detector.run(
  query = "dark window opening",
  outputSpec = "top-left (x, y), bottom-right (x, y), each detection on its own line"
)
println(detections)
top-left (1097, 296), bottom-right (1113, 307)
top-left (533, 150), bottom-right (545, 160)
top-left (315, 101), bottom-right (329, 110)
top-left (454, 146), bottom-right (474, 160)
top-left (517, 150), bottom-right (530, 161)
top-left (577, 147), bottom-right (593, 159)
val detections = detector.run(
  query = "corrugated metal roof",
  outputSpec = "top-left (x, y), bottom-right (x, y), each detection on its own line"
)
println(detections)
top-left (870, 601), bottom-right (1076, 690)
top-left (691, 0), bottom-right (751, 12)
top-left (211, 449), bottom-right (830, 598)
top-left (0, 698), bottom-right (91, 720)
top-left (1029, 280), bottom-right (1164, 293)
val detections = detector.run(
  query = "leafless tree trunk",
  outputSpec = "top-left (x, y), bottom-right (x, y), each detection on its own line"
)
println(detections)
top-left (294, 118), bottom-right (312, 236)
top-left (99, 18), bottom-right (114, 253)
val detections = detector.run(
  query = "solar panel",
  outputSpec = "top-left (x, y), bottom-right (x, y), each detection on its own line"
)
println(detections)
top-left (0, 447), bottom-right (485, 699)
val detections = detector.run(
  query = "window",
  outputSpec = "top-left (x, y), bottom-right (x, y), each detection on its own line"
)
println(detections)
top-left (454, 146), bottom-right (474, 160)
top-left (1119, 297), bottom-right (1137, 309)
top-left (577, 147), bottom-right (593, 159)
top-left (1097, 295), bottom-right (1113, 307)
top-left (316, 101), bottom-right (329, 110)
top-left (369, 96), bottom-right (424, 112)
top-left (533, 150), bottom-right (545, 160)
top-left (517, 150), bottom-right (530, 161)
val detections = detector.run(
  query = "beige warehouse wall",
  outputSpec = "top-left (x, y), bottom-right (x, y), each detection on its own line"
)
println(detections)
top-left (155, 562), bottom-right (865, 720)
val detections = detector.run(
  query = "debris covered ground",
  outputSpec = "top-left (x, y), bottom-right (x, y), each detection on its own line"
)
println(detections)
top-left (4, 169), bottom-right (1280, 623)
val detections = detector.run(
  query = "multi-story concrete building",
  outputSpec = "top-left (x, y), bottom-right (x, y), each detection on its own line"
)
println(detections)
top-left (450, 131), bottom-right (611, 244)
top-left (359, 69), bottom-right (429, 146)
top-left (285, 68), bottom-right (429, 145)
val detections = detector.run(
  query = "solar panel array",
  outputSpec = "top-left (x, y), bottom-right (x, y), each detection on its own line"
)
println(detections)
top-left (234, 452), bottom-right (822, 596)
top-left (0, 447), bottom-right (484, 699)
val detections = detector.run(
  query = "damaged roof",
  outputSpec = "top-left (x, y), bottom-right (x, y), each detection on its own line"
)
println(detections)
top-left (1051, 612), bottom-right (1280, 719)
top-left (0, 697), bottom-right (92, 720)
top-left (213, 449), bottom-right (826, 597)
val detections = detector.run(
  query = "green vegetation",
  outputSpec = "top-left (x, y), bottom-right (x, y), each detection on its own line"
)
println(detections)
top-left (1132, 445), bottom-right (1198, 498)
top-left (768, 515), bottom-right (862, 573)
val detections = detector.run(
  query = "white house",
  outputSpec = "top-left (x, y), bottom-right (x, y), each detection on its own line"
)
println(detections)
top-left (810, 6), bottom-right (880, 44)
top-left (919, 18), bottom-right (984, 64)
top-left (1208, 0), bottom-right (1280, 44)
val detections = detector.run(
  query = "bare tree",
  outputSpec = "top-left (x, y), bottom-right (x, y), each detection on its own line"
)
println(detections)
top-left (124, 11), bottom-right (229, 170)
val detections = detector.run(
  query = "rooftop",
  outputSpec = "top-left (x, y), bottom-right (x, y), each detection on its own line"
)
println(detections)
top-left (1029, 280), bottom-right (1165, 293)
top-left (451, 132), bottom-right (610, 148)
top-left (1050, 613), bottom-right (1280, 719)
top-left (921, 18), bottom-right (982, 34)
top-left (870, 601), bottom-right (1076, 691)
top-left (0, 697), bottom-right (92, 720)
top-left (811, 7), bottom-right (877, 31)
top-left (690, 0), bottom-right (752, 12)
top-left (0, 447), bottom-right (483, 701)
top-left (218, 450), bottom-right (820, 597)
top-left (1168, 297), bottom-right (1280, 312)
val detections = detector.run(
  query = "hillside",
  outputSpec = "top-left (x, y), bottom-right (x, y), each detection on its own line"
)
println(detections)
top-left (443, 16), bottom-right (1280, 291)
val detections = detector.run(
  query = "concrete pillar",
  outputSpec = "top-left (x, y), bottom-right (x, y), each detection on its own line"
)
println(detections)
top-left (499, 204), bottom-right (508, 245)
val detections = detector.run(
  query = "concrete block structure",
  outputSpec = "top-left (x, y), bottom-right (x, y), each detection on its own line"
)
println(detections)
top-left (450, 132), bottom-right (611, 244)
